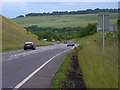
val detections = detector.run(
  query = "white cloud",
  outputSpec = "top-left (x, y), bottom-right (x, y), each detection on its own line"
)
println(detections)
top-left (2, 0), bottom-right (119, 2)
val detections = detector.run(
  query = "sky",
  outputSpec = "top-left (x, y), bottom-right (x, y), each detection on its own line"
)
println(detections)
top-left (2, 0), bottom-right (120, 2)
top-left (1, 1), bottom-right (119, 18)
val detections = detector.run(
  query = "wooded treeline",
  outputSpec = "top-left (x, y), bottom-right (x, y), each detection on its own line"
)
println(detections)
top-left (17, 8), bottom-right (118, 17)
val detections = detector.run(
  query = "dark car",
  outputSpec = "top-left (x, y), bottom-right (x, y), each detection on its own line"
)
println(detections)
top-left (67, 41), bottom-right (75, 47)
top-left (24, 42), bottom-right (36, 50)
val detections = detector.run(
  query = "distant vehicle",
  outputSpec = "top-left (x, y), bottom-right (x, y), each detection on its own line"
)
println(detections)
top-left (56, 41), bottom-right (60, 44)
top-left (24, 42), bottom-right (36, 50)
top-left (64, 40), bottom-right (67, 44)
top-left (43, 39), bottom-right (48, 41)
top-left (67, 41), bottom-right (75, 47)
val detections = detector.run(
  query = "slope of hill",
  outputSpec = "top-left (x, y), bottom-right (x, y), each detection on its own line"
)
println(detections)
top-left (12, 13), bottom-right (118, 28)
top-left (2, 16), bottom-right (48, 51)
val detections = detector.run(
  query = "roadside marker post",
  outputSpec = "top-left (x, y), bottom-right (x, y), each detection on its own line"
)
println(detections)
top-left (103, 15), bottom-right (105, 52)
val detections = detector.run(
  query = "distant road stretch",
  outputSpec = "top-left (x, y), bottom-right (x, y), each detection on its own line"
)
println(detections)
top-left (2, 44), bottom-right (75, 88)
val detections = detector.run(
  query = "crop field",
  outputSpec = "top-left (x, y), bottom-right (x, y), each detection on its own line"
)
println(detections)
top-left (12, 13), bottom-right (118, 28)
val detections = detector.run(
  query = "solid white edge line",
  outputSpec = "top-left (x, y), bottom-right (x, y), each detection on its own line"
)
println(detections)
top-left (13, 49), bottom-right (71, 89)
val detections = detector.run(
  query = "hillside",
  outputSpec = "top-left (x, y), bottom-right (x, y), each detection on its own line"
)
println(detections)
top-left (2, 16), bottom-right (48, 51)
top-left (12, 13), bottom-right (117, 28)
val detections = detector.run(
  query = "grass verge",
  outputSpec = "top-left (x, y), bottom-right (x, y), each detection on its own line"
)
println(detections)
top-left (51, 52), bottom-right (72, 88)
top-left (51, 46), bottom-right (86, 88)
top-left (77, 33), bottom-right (118, 88)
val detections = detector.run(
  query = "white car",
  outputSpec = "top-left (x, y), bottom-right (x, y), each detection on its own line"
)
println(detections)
top-left (67, 41), bottom-right (75, 47)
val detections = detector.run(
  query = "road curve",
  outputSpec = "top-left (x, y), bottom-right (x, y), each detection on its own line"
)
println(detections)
top-left (2, 44), bottom-right (74, 89)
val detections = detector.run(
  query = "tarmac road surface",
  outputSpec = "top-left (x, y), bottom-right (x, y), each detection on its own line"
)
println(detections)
top-left (2, 44), bottom-right (75, 89)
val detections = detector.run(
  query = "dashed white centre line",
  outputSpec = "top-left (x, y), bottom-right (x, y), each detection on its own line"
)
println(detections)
top-left (3, 45), bottom-right (68, 62)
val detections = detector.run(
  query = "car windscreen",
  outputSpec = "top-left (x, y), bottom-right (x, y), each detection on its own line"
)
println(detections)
top-left (25, 42), bottom-right (33, 45)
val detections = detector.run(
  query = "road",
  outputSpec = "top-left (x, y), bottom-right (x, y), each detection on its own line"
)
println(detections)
top-left (2, 44), bottom-right (75, 89)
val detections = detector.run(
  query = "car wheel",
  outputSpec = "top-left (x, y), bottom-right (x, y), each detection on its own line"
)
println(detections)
top-left (24, 46), bottom-right (27, 50)
top-left (32, 48), bottom-right (35, 50)
top-left (32, 46), bottom-right (35, 50)
top-left (24, 48), bottom-right (27, 50)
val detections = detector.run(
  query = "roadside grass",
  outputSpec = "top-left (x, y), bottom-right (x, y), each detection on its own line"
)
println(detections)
top-left (52, 45), bottom-right (86, 88)
top-left (51, 52), bottom-right (72, 88)
top-left (12, 13), bottom-right (117, 28)
top-left (76, 33), bottom-right (118, 88)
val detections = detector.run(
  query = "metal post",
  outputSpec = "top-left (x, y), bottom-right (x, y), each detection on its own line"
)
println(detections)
top-left (103, 15), bottom-right (104, 52)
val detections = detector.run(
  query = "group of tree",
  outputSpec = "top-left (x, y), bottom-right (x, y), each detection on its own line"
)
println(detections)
top-left (25, 23), bottom-right (97, 41)
top-left (17, 8), bottom-right (117, 18)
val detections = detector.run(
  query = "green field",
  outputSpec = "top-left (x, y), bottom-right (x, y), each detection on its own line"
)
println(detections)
top-left (52, 33), bottom-right (118, 88)
top-left (12, 13), bottom-right (118, 28)
top-left (2, 16), bottom-right (49, 52)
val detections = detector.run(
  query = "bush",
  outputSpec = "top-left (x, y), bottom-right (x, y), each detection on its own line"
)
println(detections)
top-left (25, 23), bottom-right (97, 41)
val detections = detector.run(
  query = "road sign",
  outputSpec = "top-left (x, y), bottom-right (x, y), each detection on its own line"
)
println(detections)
top-left (109, 25), bottom-right (117, 32)
top-left (98, 14), bottom-right (109, 32)
top-left (97, 25), bottom-right (117, 32)
top-left (98, 14), bottom-right (109, 52)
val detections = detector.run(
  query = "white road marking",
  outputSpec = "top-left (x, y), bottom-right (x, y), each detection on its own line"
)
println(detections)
top-left (13, 49), bottom-right (71, 89)
top-left (2, 50), bottom-right (22, 55)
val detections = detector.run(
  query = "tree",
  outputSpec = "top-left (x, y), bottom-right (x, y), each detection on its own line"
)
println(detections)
top-left (24, 9), bottom-right (118, 17)
top-left (16, 15), bottom-right (24, 18)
